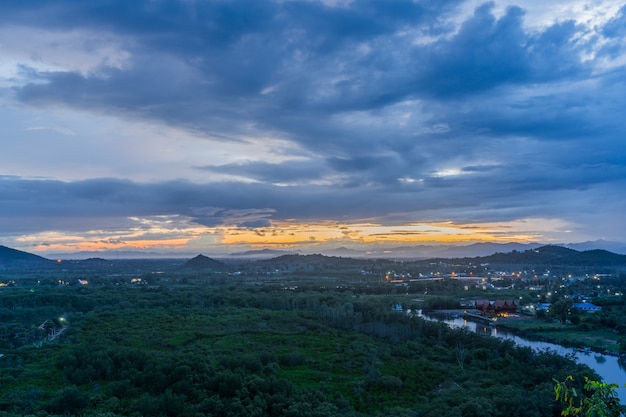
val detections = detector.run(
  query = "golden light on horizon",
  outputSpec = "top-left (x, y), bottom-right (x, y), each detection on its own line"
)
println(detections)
top-left (218, 219), bottom-right (553, 248)
top-left (16, 216), bottom-right (571, 254)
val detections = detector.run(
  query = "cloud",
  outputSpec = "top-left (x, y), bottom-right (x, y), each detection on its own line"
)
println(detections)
top-left (200, 159), bottom-right (327, 184)
top-left (602, 4), bottom-right (626, 38)
top-left (6, 1), bottom-right (598, 156)
top-left (25, 126), bottom-right (76, 136)
top-left (1, 0), bottom-right (626, 249)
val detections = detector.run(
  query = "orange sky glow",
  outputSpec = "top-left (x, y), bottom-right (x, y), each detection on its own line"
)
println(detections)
top-left (18, 217), bottom-right (570, 255)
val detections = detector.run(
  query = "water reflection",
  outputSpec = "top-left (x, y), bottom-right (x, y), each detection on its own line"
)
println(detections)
top-left (417, 310), bottom-right (626, 403)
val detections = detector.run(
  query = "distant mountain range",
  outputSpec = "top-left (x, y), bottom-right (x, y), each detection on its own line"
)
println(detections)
top-left (1, 242), bottom-right (626, 278)
top-left (280, 241), bottom-right (625, 259)
top-left (562, 240), bottom-right (626, 255)
top-left (4, 239), bottom-right (626, 265)
top-left (45, 250), bottom-right (198, 260)
top-left (226, 249), bottom-right (298, 258)
top-left (322, 240), bottom-right (626, 259)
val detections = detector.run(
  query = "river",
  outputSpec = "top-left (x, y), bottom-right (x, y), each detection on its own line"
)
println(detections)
top-left (417, 310), bottom-right (626, 403)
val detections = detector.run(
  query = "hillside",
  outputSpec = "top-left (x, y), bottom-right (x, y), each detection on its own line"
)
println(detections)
top-left (473, 245), bottom-right (626, 267)
top-left (250, 246), bottom-right (626, 271)
top-left (0, 245), bottom-right (52, 266)
top-left (183, 254), bottom-right (227, 271)
top-left (257, 253), bottom-right (365, 269)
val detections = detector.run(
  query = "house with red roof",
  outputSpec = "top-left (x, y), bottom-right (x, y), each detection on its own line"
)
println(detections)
top-left (474, 299), bottom-right (517, 316)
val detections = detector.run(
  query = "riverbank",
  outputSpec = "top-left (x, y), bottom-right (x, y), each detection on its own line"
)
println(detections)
top-left (427, 309), bottom-right (623, 356)
top-left (421, 308), bottom-right (626, 404)
top-left (496, 319), bottom-right (623, 356)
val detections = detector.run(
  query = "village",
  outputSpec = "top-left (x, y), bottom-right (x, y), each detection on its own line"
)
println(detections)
top-left (471, 298), bottom-right (602, 317)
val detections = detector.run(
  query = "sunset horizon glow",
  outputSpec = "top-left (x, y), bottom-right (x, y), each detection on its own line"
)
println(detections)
top-left (18, 217), bottom-right (572, 257)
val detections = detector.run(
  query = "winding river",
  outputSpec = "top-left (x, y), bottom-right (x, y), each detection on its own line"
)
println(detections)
top-left (418, 311), bottom-right (626, 403)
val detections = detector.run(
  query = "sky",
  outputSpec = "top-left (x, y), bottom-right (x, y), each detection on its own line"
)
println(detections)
top-left (1, 0), bottom-right (626, 257)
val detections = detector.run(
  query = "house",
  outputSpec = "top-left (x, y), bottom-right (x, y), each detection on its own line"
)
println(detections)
top-left (573, 302), bottom-right (602, 313)
top-left (537, 303), bottom-right (551, 312)
top-left (475, 299), bottom-right (491, 312)
top-left (492, 299), bottom-right (517, 315)
top-left (474, 299), bottom-right (517, 315)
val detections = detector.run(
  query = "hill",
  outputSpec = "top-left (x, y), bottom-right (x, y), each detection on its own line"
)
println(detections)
top-left (474, 245), bottom-right (626, 267)
top-left (0, 245), bottom-right (52, 266)
top-left (183, 254), bottom-right (227, 271)
top-left (248, 253), bottom-right (395, 274)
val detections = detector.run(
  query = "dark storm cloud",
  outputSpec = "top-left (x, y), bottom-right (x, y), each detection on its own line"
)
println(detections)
top-left (417, 4), bottom-right (531, 96)
top-left (417, 5), bottom-right (586, 97)
top-left (8, 1), bottom-right (458, 128)
top-left (3, 0), bottom-right (626, 241)
top-left (9, 0), bottom-right (594, 150)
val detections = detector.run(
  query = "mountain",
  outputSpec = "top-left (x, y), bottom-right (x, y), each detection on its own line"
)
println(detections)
top-left (47, 250), bottom-right (196, 260)
top-left (0, 245), bottom-right (52, 265)
top-left (318, 247), bottom-right (368, 257)
top-left (563, 240), bottom-right (626, 255)
top-left (475, 245), bottom-right (626, 266)
top-left (227, 249), bottom-right (297, 259)
top-left (320, 242), bottom-right (541, 259)
top-left (253, 253), bottom-right (377, 273)
top-left (432, 242), bottom-right (541, 258)
top-left (351, 241), bottom-right (624, 259)
top-left (183, 255), bottom-right (227, 270)
top-left (28, 240), bottom-right (626, 262)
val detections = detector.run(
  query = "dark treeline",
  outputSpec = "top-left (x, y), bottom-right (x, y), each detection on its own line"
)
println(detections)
top-left (0, 283), bottom-right (596, 416)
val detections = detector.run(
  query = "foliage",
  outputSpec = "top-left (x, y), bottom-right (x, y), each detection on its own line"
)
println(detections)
top-left (553, 375), bottom-right (624, 417)
top-left (420, 296), bottom-right (460, 311)
top-left (0, 275), bottom-right (608, 416)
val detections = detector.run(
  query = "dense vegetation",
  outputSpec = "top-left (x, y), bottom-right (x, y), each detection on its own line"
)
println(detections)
top-left (0, 277), bottom-right (597, 417)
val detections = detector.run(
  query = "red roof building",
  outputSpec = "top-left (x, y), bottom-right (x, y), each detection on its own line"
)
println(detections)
top-left (493, 299), bottom-right (517, 314)
top-left (475, 299), bottom-right (491, 312)
top-left (474, 299), bottom-right (517, 315)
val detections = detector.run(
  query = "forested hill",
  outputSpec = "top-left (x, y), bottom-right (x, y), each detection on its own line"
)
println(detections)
top-left (250, 253), bottom-right (388, 273)
top-left (247, 246), bottom-right (626, 272)
top-left (183, 254), bottom-right (227, 271)
top-left (208, 246), bottom-right (626, 274)
top-left (0, 245), bottom-right (51, 265)
top-left (468, 245), bottom-right (626, 266)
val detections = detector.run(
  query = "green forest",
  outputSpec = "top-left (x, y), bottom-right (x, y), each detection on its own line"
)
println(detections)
top-left (0, 276), bottom-right (602, 417)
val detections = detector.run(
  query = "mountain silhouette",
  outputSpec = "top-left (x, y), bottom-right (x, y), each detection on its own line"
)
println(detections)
top-left (184, 254), bottom-right (227, 270)
top-left (0, 245), bottom-right (52, 265)
top-left (474, 245), bottom-right (626, 266)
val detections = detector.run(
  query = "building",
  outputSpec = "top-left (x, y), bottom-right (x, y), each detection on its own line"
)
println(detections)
top-left (474, 299), bottom-right (517, 315)
top-left (475, 299), bottom-right (491, 312)
top-left (573, 302), bottom-right (602, 313)
top-left (492, 299), bottom-right (517, 315)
